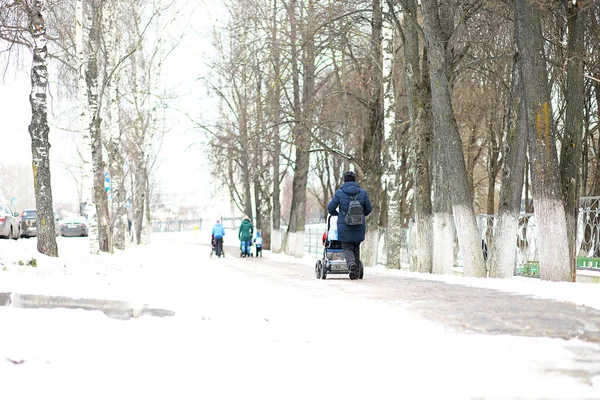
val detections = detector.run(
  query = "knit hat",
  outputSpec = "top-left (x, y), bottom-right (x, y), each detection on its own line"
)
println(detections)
top-left (343, 171), bottom-right (356, 182)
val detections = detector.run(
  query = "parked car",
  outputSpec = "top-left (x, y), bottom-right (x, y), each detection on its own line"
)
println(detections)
top-left (19, 209), bottom-right (37, 238)
top-left (59, 216), bottom-right (89, 237)
top-left (19, 209), bottom-right (60, 238)
top-left (0, 204), bottom-right (19, 240)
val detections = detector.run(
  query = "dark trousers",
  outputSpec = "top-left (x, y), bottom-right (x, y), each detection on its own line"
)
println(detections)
top-left (214, 237), bottom-right (223, 257)
top-left (342, 242), bottom-right (361, 268)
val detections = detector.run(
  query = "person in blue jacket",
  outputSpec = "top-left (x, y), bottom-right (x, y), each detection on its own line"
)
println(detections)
top-left (327, 171), bottom-right (373, 272)
top-left (212, 219), bottom-right (226, 258)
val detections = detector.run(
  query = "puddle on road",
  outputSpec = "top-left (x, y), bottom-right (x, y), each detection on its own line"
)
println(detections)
top-left (0, 292), bottom-right (175, 320)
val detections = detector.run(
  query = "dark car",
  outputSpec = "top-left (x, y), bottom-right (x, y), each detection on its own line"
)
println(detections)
top-left (19, 209), bottom-right (60, 238)
top-left (19, 209), bottom-right (38, 238)
top-left (60, 216), bottom-right (89, 237)
top-left (0, 204), bottom-right (19, 240)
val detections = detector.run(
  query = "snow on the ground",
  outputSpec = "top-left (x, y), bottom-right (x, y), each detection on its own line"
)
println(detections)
top-left (1, 232), bottom-right (600, 399)
top-left (1, 230), bottom-right (600, 310)
top-left (1, 229), bottom-right (600, 311)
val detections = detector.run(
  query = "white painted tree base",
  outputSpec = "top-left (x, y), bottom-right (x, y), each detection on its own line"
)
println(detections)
top-left (432, 212), bottom-right (454, 275)
top-left (271, 229), bottom-right (282, 253)
top-left (284, 231), bottom-right (304, 258)
top-left (362, 229), bottom-right (378, 268)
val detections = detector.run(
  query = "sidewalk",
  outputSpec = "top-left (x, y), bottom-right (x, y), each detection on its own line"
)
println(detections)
top-left (2, 231), bottom-right (600, 313)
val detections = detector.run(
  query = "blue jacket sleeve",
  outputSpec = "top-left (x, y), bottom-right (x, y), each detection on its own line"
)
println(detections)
top-left (363, 190), bottom-right (373, 216)
top-left (327, 193), bottom-right (340, 216)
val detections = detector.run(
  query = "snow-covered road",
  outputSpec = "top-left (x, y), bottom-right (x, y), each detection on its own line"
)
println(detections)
top-left (1, 232), bottom-right (599, 399)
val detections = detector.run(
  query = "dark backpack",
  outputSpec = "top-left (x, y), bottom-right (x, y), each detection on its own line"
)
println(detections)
top-left (345, 194), bottom-right (364, 226)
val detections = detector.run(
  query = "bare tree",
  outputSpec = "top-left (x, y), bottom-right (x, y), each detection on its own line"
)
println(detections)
top-left (398, 0), bottom-right (434, 273)
top-left (269, 0), bottom-right (283, 252)
top-left (27, 0), bottom-right (58, 256)
top-left (283, 0), bottom-right (315, 257)
top-left (421, 0), bottom-right (486, 277)
top-left (515, 0), bottom-right (570, 281)
top-left (560, 1), bottom-right (587, 278)
top-left (489, 54), bottom-right (527, 279)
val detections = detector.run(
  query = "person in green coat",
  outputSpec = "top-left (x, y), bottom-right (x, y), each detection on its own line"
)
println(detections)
top-left (238, 216), bottom-right (254, 257)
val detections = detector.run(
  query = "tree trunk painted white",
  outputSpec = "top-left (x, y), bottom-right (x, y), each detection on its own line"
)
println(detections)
top-left (431, 107), bottom-right (455, 275)
top-left (489, 57), bottom-right (527, 279)
top-left (362, 229), bottom-right (379, 268)
top-left (421, 0), bottom-right (486, 277)
top-left (77, 0), bottom-right (99, 255)
top-left (432, 216), bottom-right (454, 275)
top-left (284, 231), bottom-right (304, 258)
top-left (515, 0), bottom-right (571, 282)
top-left (400, 0), bottom-right (433, 273)
top-left (269, 0), bottom-right (282, 253)
top-left (271, 228), bottom-right (282, 253)
top-left (27, 0), bottom-right (58, 257)
top-left (285, 0), bottom-right (313, 258)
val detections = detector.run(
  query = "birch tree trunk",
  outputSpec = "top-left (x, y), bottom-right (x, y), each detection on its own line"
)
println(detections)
top-left (27, 0), bottom-right (58, 257)
top-left (489, 55), bottom-right (527, 279)
top-left (560, 2), bottom-right (586, 280)
top-left (515, 0), bottom-right (571, 281)
top-left (76, 0), bottom-right (99, 254)
top-left (130, 0), bottom-right (152, 246)
top-left (105, 0), bottom-right (128, 250)
top-left (401, 0), bottom-right (433, 273)
top-left (361, 0), bottom-right (384, 268)
top-left (87, 3), bottom-right (111, 253)
top-left (421, 0), bottom-right (486, 277)
top-left (384, 19), bottom-right (403, 269)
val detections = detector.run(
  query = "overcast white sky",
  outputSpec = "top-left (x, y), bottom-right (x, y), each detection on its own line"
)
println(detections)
top-left (0, 0), bottom-right (227, 217)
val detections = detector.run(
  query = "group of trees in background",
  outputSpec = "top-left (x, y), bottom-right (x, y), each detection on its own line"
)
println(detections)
top-left (0, 0), bottom-right (186, 256)
top-left (1, 0), bottom-right (599, 283)
top-left (206, 0), bottom-right (600, 281)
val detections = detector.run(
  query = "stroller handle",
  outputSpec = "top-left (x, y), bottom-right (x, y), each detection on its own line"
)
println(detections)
top-left (327, 214), bottom-right (335, 232)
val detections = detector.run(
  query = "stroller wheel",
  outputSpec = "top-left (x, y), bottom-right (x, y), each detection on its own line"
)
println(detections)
top-left (315, 261), bottom-right (320, 278)
top-left (320, 262), bottom-right (327, 280)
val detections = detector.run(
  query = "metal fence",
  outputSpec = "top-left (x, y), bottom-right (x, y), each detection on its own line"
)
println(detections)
top-left (304, 225), bottom-right (411, 268)
top-left (304, 197), bottom-right (600, 277)
top-left (304, 226), bottom-right (326, 257)
top-left (151, 219), bottom-right (203, 232)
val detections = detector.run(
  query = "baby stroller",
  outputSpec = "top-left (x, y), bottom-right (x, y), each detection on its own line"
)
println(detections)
top-left (315, 215), bottom-right (364, 280)
top-left (210, 235), bottom-right (225, 258)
